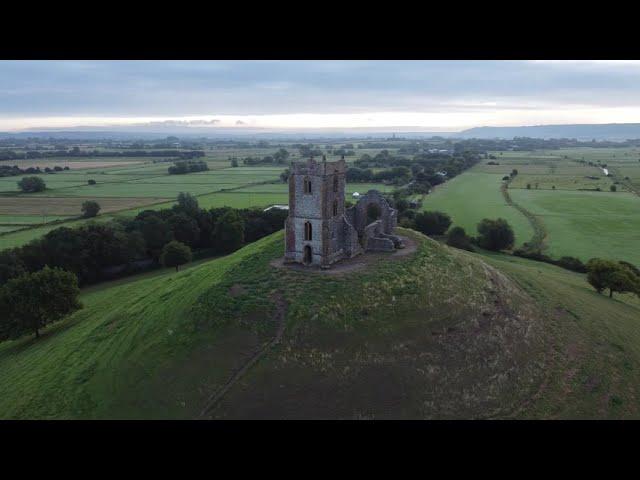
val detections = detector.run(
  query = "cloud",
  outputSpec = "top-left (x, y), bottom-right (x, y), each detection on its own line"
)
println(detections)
top-left (2, 60), bottom-right (640, 130)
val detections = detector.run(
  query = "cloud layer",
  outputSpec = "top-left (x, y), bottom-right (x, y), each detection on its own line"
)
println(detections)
top-left (1, 60), bottom-right (640, 131)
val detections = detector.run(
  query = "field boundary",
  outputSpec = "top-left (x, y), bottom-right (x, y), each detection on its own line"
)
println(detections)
top-left (501, 181), bottom-right (548, 251)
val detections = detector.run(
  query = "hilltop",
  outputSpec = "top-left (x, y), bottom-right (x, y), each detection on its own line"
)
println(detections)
top-left (0, 229), bottom-right (639, 419)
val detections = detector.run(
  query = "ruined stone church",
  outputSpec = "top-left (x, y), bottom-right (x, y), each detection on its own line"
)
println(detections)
top-left (284, 156), bottom-right (404, 268)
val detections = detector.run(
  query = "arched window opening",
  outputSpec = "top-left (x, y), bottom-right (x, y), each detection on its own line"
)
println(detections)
top-left (304, 177), bottom-right (312, 194)
top-left (333, 176), bottom-right (339, 193)
top-left (304, 221), bottom-right (313, 241)
top-left (333, 200), bottom-right (338, 216)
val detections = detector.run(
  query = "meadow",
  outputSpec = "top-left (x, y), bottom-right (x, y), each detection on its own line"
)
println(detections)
top-left (0, 145), bottom-right (397, 249)
top-left (419, 148), bottom-right (640, 266)
top-left (421, 170), bottom-right (535, 247)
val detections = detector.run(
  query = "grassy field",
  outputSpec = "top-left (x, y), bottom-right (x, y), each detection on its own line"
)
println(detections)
top-left (510, 189), bottom-right (640, 265)
top-left (0, 229), bottom-right (638, 419)
top-left (421, 170), bottom-right (534, 247)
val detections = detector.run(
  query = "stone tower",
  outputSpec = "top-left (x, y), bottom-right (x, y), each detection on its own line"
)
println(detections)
top-left (284, 156), bottom-right (361, 268)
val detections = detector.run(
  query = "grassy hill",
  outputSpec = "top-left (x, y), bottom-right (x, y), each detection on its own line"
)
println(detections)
top-left (0, 229), bottom-right (639, 419)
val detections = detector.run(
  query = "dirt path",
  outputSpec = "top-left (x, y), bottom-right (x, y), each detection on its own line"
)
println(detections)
top-left (198, 291), bottom-right (288, 419)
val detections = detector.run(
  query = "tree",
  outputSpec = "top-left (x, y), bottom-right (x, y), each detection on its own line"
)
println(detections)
top-left (160, 241), bottom-right (192, 271)
top-left (446, 226), bottom-right (473, 251)
top-left (81, 200), bottom-right (101, 218)
top-left (176, 192), bottom-right (199, 217)
top-left (0, 266), bottom-right (81, 340)
top-left (17, 176), bottom-right (46, 193)
top-left (610, 185), bottom-right (617, 192)
top-left (231, 158), bottom-right (239, 167)
top-left (587, 259), bottom-right (640, 298)
top-left (88, 179), bottom-right (96, 185)
top-left (413, 211), bottom-right (452, 236)
top-left (476, 218), bottom-right (515, 251)
top-left (167, 213), bottom-right (200, 247)
top-left (213, 209), bottom-right (245, 253)
top-left (137, 214), bottom-right (173, 259)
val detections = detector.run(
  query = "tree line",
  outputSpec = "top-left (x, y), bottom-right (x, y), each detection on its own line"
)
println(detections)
top-left (0, 193), bottom-right (288, 290)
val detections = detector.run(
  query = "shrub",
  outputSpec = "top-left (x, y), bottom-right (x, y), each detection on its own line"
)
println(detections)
top-left (81, 200), bottom-right (101, 218)
top-left (446, 226), bottom-right (473, 251)
top-left (88, 179), bottom-right (96, 185)
top-left (413, 211), bottom-right (452, 236)
top-left (476, 218), bottom-right (515, 251)
top-left (610, 185), bottom-right (617, 192)
top-left (17, 176), bottom-right (46, 193)
top-left (556, 256), bottom-right (587, 273)
top-left (160, 241), bottom-right (192, 271)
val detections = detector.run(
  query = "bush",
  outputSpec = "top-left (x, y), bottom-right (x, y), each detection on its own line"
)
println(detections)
top-left (610, 185), bottom-right (617, 192)
top-left (160, 241), bottom-right (192, 271)
top-left (17, 176), bottom-right (46, 193)
top-left (81, 200), bottom-right (101, 218)
top-left (0, 266), bottom-right (81, 340)
top-left (88, 179), bottom-right (96, 185)
top-left (446, 226), bottom-right (473, 251)
top-left (413, 211), bottom-right (452, 236)
top-left (476, 218), bottom-right (515, 251)
top-left (556, 256), bottom-right (587, 273)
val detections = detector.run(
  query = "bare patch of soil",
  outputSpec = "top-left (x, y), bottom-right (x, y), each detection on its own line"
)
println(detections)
top-left (228, 284), bottom-right (247, 297)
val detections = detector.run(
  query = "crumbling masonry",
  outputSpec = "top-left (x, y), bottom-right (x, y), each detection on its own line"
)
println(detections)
top-left (284, 157), bottom-right (404, 268)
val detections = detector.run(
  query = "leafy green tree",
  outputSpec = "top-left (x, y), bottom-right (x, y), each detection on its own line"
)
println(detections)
top-left (137, 214), bottom-right (173, 259)
top-left (0, 266), bottom-right (81, 340)
top-left (81, 200), bottom-right (101, 218)
top-left (176, 192), bottom-right (199, 217)
top-left (446, 226), bottom-right (473, 251)
top-left (213, 209), bottom-right (245, 253)
top-left (586, 259), bottom-right (640, 298)
top-left (230, 158), bottom-right (239, 167)
top-left (476, 218), bottom-right (515, 251)
top-left (413, 211), bottom-right (452, 236)
top-left (160, 241), bottom-right (192, 271)
top-left (168, 213), bottom-right (200, 247)
top-left (17, 176), bottom-right (46, 193)
top-left (610, 185), bottom-right (617, 192)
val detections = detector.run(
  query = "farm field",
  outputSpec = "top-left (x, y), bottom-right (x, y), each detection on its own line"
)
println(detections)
top-left (421, 170), bottom-right (534, 247)
top-left (510, 189), bottom-right (640, 265)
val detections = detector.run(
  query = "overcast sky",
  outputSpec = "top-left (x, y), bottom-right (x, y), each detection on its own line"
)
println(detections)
top-left (2, 60), bottom-right (640, 132)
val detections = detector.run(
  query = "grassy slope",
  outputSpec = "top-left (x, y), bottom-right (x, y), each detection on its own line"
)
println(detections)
top-left (479, 251), bottom-right (640, 418)
top-left (1, 229), bottom-right (639, 419)
top-left (0, 229), bottom-right (546, 419)
top-left (0, 236), bottom-right (277, 419)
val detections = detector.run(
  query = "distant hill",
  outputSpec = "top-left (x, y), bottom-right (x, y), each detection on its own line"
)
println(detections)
top-left (459, 123), bottom-right (640, 141)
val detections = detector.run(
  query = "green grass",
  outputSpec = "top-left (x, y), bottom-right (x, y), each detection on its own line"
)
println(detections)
top-left (478, 251), bottom-right (640, 419)
top-left (0, 230), bottom-right (546, 419)
top-left (510, 189), bottom-right (640, 265)
top-left (421, 170), bottom-right (534, 247)
top-left (2, 228), bottom-right (639, 419)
